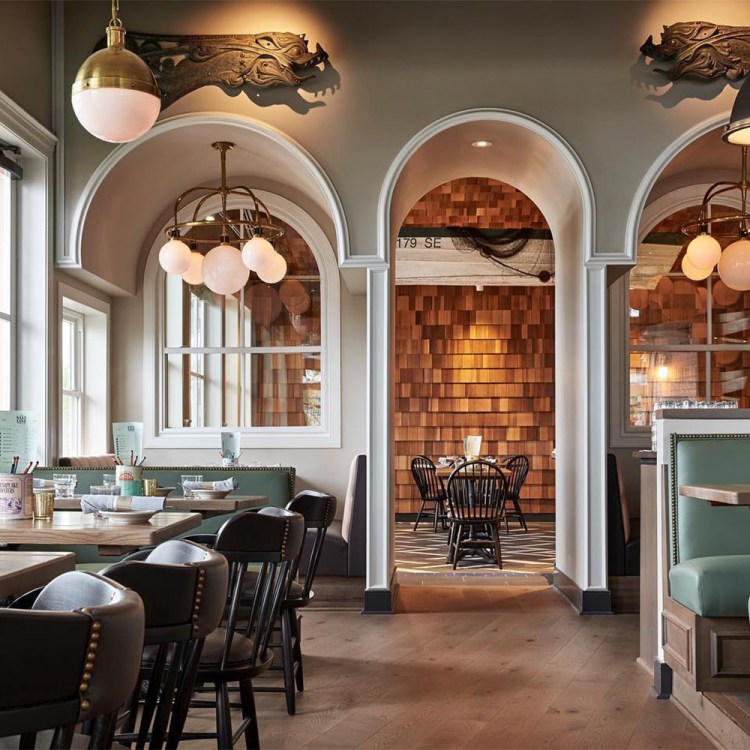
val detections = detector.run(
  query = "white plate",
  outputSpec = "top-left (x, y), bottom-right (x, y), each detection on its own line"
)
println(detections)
top-left (191, 489), bottom-right (231, 500)
top-left (97, 510), bottom-right (158, 525)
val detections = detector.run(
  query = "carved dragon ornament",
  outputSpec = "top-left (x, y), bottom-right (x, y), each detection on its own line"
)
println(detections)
top-left (641, 21), bottom-right (750, 81)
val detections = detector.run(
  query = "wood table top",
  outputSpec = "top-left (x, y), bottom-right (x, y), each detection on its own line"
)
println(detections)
top-left (679, 483), bottom-right (750, 506)
top-left (435, 462), bottom-right (510, 477)
top-left (0, 511), bottom-right (201, 553)
top-left (0, 550), bottom-right (76, 598)
top-left (53, 495), bottom-right (268, 515)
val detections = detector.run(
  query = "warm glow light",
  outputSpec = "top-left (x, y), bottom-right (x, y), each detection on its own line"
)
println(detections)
top-left (202, 244), bottom-right (250, 295)
top-left (159, 238), bottom-right (192, 274)
top-left (181, 252), bottom-right (204, 285)
top-left (681, 255), bottom-right (712, 281)
top-left (718, 238), bottom-right (750, 291)
top-left (656, 365), bottom-right (669, 381)
top-left (241, 236), bottom-right (276, 272)
top-left (257, 252), bottom-right (288, 284)
top-left (685, 233), bottom-right (721, 270)
top-left (471, 140), bottom-right (493, 148)
top-left (72, 88), bottom-right (160, 143)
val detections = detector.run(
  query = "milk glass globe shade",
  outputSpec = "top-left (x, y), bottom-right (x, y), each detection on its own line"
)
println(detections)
top-left (181, 252), bottom-right (205, 285)
top-left (71, 27), bottom-right (161, 143)
top-left (202, 244), bottom-right (250, 295)
top-left (257, 252), bottom-right (287, 284)
top-left (241, 236), bottom-right (276, 272)
top-left (681, 255), bottom-right (712, 281)
top-left (159, 238), bottom-right (192, 274)
top-left (686, 233), bottom-right (721, 270)
top-left (719, 239), bottom-right (750, 291)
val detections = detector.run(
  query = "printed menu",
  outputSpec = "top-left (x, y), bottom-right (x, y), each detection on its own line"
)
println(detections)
top-left (113, 422), bottom-right (144, 463)
top-left (0, 411), bottom-right (38, 471)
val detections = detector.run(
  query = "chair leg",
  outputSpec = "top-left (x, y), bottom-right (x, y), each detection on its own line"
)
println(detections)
top-left (149, 642), bottom-right (186, 750)
top-left (491, 524), bottom-right (503, 570)
top-left (215, 683), bottom-right (233, 750)
top-left (513, 497), bottom-right (528, 531)
top-left (432, 501), bottom-right (439, 533)
top-left (280, 607), bottom-right (297, 715)
top-left (165, 640), bottom-right (204, 750)
top-left (293, 613), bottom-right (304, 693)
top-left (19, 733), bottom-right (36, 749)
top-left (89, 710), bottom-right (119, 750)
top-left (413, 500), bottom-right (427, 531)
top-left (136, 643), bottom-right (169, 750)
top-left (238, 679), bottom-right (260, 750)
top-left (452, 525), bottom-right (463, 569)
top-left (51, 724), bottom-right (75, 750)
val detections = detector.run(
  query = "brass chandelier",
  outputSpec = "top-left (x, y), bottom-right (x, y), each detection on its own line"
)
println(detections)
top-left (158, 142), bottom-right (286, 295)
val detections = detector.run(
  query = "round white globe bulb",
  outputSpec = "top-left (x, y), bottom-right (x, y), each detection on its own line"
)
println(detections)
top-left (257, 252), bottom-right (288, 284)
top-left (681, 254), bottom-right (712, 281)
top-left (202, 244), bottom-right (250, 295)
top-left (159, 238), bottom-right (192, 274)
top-left (181, 251), bottom-right (205, 285)
top-left (685, 233), bottom-right (721, 270)
top-left (718, 238), bottom-right (750, 291)
top-left (241, 236), bottom-right (276, 272)
top-left (72, 88), bottom-right (161, 143)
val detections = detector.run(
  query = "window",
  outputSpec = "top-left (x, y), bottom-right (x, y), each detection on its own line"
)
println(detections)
top-left (627, 205), bottom-right (750, 428)
top-left (151, 195), bottom-right (340, 448)
top-left (0, 167), bottom-right (14, 409)
top-left (60, 310), bottom-right (84, 455)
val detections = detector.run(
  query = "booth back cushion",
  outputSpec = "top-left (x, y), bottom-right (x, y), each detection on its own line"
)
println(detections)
top-left (673, 437), bottom-right (750, 564)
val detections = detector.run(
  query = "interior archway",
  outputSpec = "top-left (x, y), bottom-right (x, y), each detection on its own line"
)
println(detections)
top-left (367, 109), bottom-right (604, 611)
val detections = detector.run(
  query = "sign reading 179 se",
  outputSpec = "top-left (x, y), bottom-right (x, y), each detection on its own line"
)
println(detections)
top-left (396, 237), bottom-right (443, 249)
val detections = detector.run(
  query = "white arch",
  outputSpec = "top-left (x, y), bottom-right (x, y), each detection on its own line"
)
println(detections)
top-left (366, 108), bottom-right (605, 613)
top-left (65, 112), bottom-right (350, 275)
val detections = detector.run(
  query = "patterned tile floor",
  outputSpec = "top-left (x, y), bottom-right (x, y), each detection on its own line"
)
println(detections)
top-left (394, 520), bottom-right (555, 586)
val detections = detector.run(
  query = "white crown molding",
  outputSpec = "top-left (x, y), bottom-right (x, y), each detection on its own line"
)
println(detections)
top-left (0, 90), bottom-right (56, 156)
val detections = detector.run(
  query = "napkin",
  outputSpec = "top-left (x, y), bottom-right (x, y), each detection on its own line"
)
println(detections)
top-left (33, 478), bottom-right (55, 489)
top-left (182, 478), bottom-right (237, 491)
top-left (80, 495), bottom-right (165, 514)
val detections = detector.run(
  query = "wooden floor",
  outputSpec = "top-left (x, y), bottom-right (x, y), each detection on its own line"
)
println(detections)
top-left (186, 584), bottom-right (713, 749)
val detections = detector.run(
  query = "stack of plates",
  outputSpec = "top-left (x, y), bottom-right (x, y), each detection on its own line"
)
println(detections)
top-left (191, 489), bottom-right (231, 500)
top-left (97, 510), bottom-right (158, 525)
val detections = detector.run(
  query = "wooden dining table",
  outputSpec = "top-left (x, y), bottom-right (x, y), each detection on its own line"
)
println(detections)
top-left (679, 484), bottom-right (750, 506)
top-left (435, 461), bottom-right (509, 478)
top-left (54, 494), bottom-right (268, 518)
top-left (0, 511), bottom-right (201, 555)
top-left (0, 550), bottom-right (76, 598)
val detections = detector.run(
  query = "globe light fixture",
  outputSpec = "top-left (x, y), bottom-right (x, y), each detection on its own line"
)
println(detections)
top-left (159, 142), bottom-right (285, 295)
top-left (681, 146), bottom-right (750, 290)
top-left (71, 0), bottom-right (161, 143)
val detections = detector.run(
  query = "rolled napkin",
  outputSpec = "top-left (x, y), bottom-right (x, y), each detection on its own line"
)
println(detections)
top-left (80, 495), bottom-right (165, 514)
top-left (33, 478), bottom-right (55, 489)
top-left (182, 477), bottom-right (237, 491)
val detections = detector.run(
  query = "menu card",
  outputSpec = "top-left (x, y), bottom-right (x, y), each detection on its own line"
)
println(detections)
top-left (221, 431), bottom-right (241, 459)
top-left (0, 411), bottom-right (38, 471)
top-left (113, 422), bottom-right (143, 463)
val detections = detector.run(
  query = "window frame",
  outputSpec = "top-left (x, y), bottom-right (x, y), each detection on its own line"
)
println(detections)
top-left (144, 191), bottom-right (341, 449)
top-left (60, 308), bottom-right (85, 456)
top-left (0, 167), bottom-right (16, 410)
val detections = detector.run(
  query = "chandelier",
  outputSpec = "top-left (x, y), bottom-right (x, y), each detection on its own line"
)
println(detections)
top-left (72, 0), bottom-right (161, 143)
top-left (158, 142), bottom-right (286, 295)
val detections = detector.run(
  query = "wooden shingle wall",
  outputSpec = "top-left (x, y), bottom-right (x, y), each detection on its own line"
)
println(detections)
top-left (394, 284), bottom-right (555, 515)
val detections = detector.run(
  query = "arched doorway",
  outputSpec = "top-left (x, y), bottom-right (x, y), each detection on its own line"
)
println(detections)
top-left (366, 109), bottom-right (605, 613)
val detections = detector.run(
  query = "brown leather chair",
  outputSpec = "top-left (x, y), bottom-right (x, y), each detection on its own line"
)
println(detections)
top-left (0, 571), bottom-right (145, 749)
top-left (102, 539), bottom-right (229, 749)
top-left (57, 455), bottom-right (116, 468)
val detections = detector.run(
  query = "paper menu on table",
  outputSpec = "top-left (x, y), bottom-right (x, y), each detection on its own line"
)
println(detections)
top-left (0, 411), bottom-right (38, 470)
top-left (113, 422), bottom-right (143, 463)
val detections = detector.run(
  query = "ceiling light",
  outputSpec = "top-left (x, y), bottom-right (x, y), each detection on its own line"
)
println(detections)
top-left (724, 75), bottom-right (750, 146)
top-left (471, 140), bottom-right (493, 148)
top-left (71, 0), bottom-right (161, 143)
top-left (158, 141), bottom-right (285, 294)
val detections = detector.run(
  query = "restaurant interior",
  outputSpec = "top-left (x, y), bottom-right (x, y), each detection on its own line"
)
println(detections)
top-left (4, 1), bottom-right (750, 748)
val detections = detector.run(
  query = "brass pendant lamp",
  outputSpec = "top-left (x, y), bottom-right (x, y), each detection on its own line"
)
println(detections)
top-left (71, 0), bottom-right (161, 143)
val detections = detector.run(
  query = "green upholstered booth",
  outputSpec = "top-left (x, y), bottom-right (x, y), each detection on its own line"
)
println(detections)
top-left (668, 436), bottom-right (750, 617)
top-left (22, 465), bottom-right (295, 564)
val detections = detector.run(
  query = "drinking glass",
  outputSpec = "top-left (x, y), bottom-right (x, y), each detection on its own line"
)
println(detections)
top-left (90, 485), bottom-right (120, 495)
top-left (53, 473), bottom-right (77, 499)
top-left (32, 490), bottom-right (54, 520)
top-left (102, 473), bottom-right (116, 488)
top-left (181, 474), bottom-right (203, 498)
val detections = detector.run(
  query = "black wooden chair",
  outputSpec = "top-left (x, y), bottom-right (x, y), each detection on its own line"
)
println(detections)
top-left (102, 539), bottom-right (229, 750)
top-left (410, 455), bottom-right (448, 532)
top-left (446, 460), bottom-right (508, 570)
top-left (180, 508), bottom-right (305, 749)
top-left (249, 490), bottom-right (337, 715)
top-left (500, 455), bottom-right (530, 533)
top-left (1, 571), bottom-right (144, 749)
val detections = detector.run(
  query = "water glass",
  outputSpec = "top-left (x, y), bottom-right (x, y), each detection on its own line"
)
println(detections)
top-left (102, 473), bottom-right (116, 488)
top-left (53, 473), bottom-right (77, 499)
top-left (143, 479), bottom-right (158, 496)
top-left (181, 474), bottom-right (203, 498)
top-left (32, 490), bottom-right (54, 520)
top-left (90, 485), bottom-right (120, 495)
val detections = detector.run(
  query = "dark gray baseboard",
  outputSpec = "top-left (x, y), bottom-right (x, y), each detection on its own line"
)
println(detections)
top-left (652, 658), bottom-right (673, 699)
top-left (553, 568), bottom-right (612, 615)
top-left (362, 584), bottom-right (398, 614)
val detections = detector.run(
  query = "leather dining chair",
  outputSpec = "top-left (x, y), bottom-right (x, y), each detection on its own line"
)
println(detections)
top-left (0, 571), bottom-right (144, 749)
top-left (101, 538), bottom-right (229, 750)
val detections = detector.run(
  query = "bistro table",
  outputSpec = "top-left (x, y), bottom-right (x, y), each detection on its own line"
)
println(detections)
top-left (54, 495), bottom-right (268, 518)
top-left (436, 462), bottom-right (510, 478)
top-left (0, 550), bottom-right (75, 599)
top-left (679, 484), bottom-right (750, 506)
top-left (0, 511), bottom-right (201, 556)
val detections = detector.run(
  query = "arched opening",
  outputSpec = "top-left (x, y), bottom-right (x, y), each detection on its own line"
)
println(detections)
top-left (367, 109), bottom-right (603, 612)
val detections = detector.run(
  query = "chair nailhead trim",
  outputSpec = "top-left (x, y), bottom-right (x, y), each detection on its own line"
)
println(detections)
top-left (80, 699), bottom-right (90, 711)
top-left (193, 568), bottom-right (206, 632)
top-left (80, 619), bottom-right (101, 709)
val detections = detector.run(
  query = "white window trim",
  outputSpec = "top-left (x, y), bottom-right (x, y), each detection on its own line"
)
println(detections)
top-left (609, 186), bottom-right (744, 447)
top-left (61, 309), bottom-right (84, 456)
top-left (144, 191), bottom-right (341, 449)
top-left (0, 168), bottom-right (16, 409)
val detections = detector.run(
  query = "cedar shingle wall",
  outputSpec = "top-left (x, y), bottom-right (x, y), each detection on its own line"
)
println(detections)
top-left (394, 285), bottom-right (555, 515)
